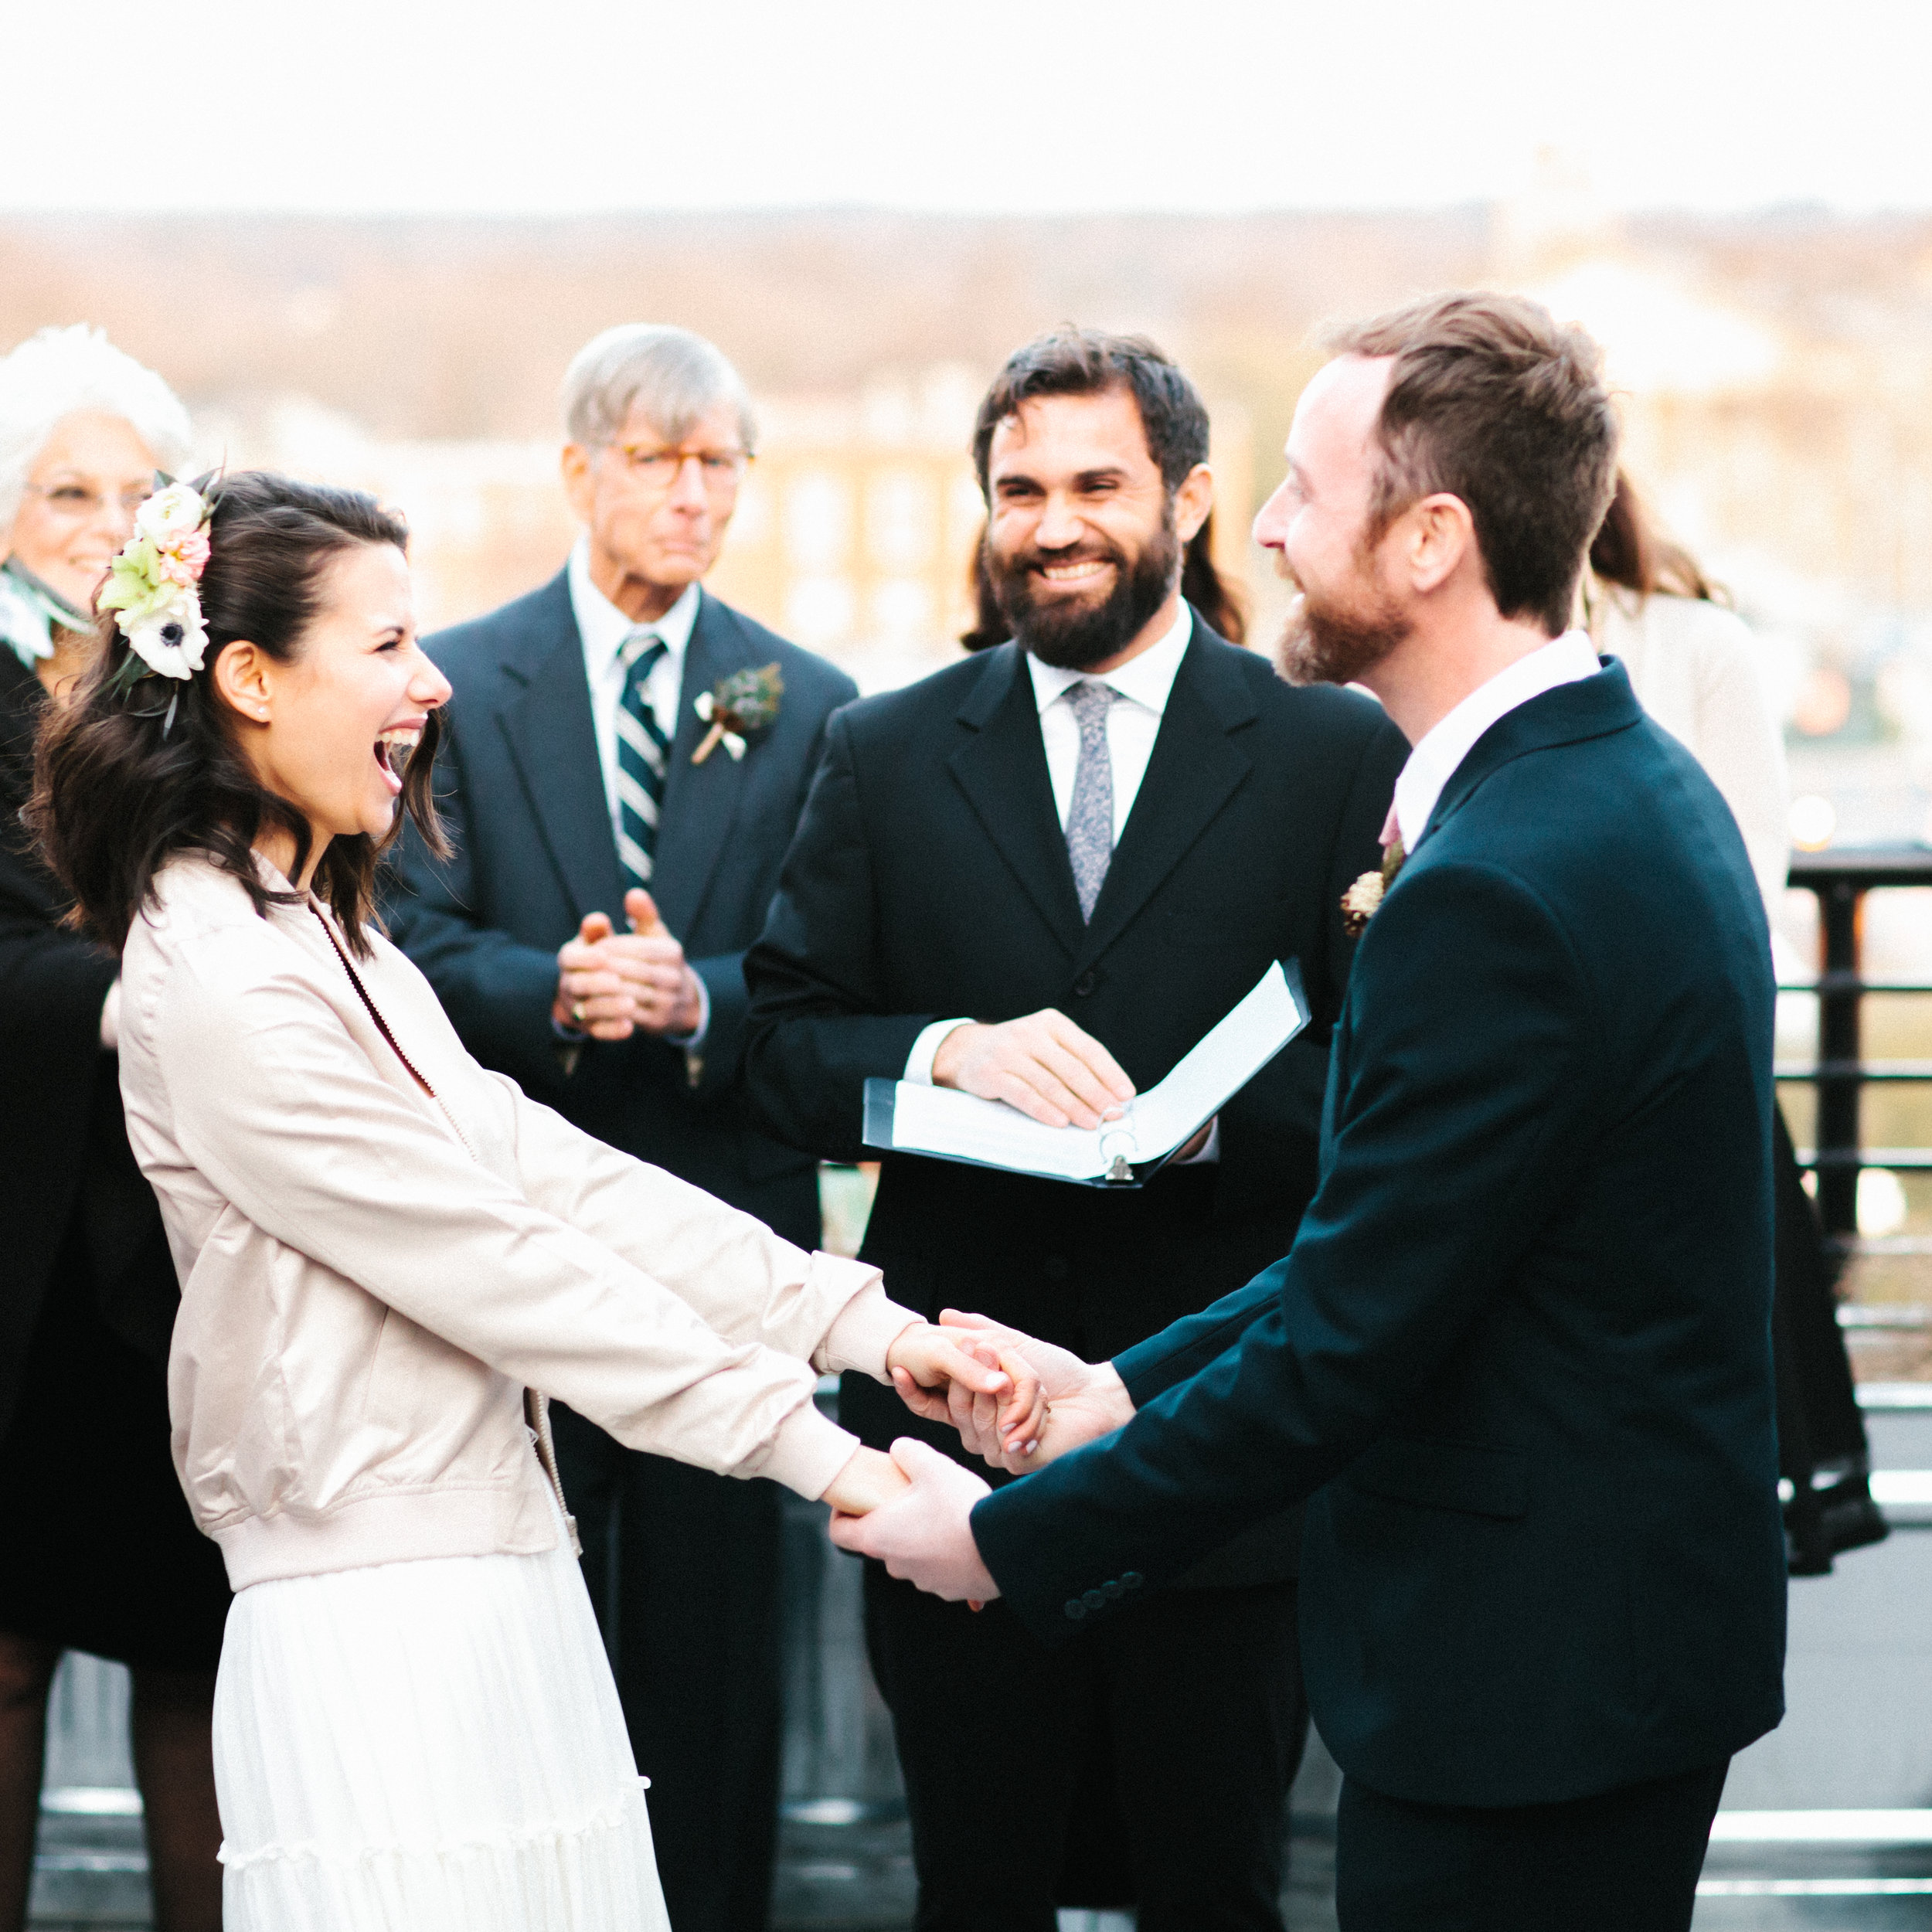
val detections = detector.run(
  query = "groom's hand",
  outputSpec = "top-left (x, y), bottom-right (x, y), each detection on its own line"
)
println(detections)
top-left (923, 1311), bottom-right (1134, 1473)
top-left (885, 1323), bottom-right (1046, 1460)
top-left (827, 1439), bottom-right (998, 1602)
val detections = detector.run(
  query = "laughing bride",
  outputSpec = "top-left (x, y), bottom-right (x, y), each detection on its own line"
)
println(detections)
top-left (30, 469), bottom-right (1036, 1931)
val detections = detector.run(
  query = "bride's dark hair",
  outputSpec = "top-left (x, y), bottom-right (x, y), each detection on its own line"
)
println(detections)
top-left (29, 470), bottom-right (445, 959)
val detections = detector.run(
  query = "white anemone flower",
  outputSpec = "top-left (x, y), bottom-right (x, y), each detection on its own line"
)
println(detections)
top-left (122, 590), bottom-right (208, 681)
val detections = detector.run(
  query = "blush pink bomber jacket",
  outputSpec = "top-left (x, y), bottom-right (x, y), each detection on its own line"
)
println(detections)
top-left (117, 854), bottom-right (918, 1591)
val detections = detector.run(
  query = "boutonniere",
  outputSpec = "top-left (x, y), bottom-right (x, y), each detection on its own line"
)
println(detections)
top-left (1341, 833), bottom-right (1406, 937)
top-left (692, 662), bottom-right (784, 764)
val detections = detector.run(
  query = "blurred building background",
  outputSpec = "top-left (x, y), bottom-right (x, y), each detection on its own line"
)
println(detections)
top-left (2, 164), bottom-right (1921, 798)
top-left (12, 169), bottom-right (1932, 846)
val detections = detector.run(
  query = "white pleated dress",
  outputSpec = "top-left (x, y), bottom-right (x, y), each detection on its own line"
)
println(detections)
top-left (212, 1485), bottom-right (667, 1931)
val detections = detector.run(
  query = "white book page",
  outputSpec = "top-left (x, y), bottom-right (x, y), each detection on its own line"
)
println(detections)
top-left (886, 1081), bottom-right (1111, 1179)
top-left (1123, 961), bottom-right (1303, 1152)
top-left (881, 961), bottom-right (1304, 1182)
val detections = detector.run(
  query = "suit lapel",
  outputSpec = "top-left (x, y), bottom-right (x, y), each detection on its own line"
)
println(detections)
top-left (1075, 629), bottom-right (1256, 970)
top-left (650, 590), bottom-right (757, 939)
top-left (491, 574), bottom-right (625, 923)
top-left (947, 645), bottom-right (1086, 960)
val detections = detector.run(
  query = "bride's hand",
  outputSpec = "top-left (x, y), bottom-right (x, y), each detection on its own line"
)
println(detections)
top-left (821, 1444), bottom-right (911, 1515)
top-left (928, 1311), bottom-right (1133, 1474)
top-left (885, 1322), bottom-right (1046, 1461)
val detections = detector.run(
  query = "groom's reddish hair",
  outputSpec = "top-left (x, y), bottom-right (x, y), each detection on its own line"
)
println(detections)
top-left (1326, 291), bottom-right (1618, 636)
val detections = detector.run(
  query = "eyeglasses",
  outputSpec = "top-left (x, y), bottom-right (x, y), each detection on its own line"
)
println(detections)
top-left (610, 444), bottom-right (750, 496)
top-left (23, 482), bottom-right (151, 521)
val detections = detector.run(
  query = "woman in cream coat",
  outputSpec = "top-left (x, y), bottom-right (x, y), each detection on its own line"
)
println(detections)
top-left (32, 469), bottom-right (1034, 1932)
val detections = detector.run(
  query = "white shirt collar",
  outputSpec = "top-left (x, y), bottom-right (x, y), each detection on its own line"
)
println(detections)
top-left (566, 536), bottom-right (702, 674)
top-left (1393, 629), bottom-right (1602, 852)
top-left (1026, 601), bottom-right (1193, 716)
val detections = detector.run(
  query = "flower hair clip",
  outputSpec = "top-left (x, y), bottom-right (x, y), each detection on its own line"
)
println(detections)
top-left (98, 478), bottom-right (214, 723)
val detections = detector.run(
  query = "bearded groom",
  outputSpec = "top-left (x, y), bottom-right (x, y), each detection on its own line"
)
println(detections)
top-left (835, 294), bottom-right (1787, 1932)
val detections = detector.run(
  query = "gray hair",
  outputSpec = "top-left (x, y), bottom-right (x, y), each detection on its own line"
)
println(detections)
top-left (0, 325), bottom-right (192, 531)
top-left (560, 325), bottom-right (757, 456)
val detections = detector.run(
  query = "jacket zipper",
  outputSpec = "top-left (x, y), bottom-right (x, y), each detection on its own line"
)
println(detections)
top-left (527, 1389), bottom-right (583, 1558)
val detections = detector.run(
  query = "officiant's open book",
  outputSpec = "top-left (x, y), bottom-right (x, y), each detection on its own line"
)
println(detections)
top-left (862, 960), bottom-right (1308, 1188)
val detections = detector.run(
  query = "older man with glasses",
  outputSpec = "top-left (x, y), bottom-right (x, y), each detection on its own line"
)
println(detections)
top-left (387, 324), bottom-right (859, 1932)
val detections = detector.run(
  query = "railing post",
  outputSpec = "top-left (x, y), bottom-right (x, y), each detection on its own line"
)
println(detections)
top-left (1815, 878), bottom-right (1864, 1244)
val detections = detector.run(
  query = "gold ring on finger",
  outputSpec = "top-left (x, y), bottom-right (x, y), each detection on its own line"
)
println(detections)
top-left (572, 1001), bottom-right (586, 1025)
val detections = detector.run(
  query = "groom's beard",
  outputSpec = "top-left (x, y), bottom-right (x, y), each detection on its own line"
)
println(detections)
top-left (988, 516), bottom-right (1180, 671)
top-left (1274, 565), bottom-right (1411, 689)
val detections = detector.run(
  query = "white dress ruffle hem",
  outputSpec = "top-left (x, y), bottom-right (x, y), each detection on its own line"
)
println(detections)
top-left (212, 1492), bottom-right (666, 1932)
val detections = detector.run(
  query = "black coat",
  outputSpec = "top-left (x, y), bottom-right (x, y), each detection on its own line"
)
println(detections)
top-left (0, 651), bottom-right (177, 1433)
top-left (743, 617), bottom-right (1407, 1584)
top-left (972, 663), bottom-right (1788, 1805)
top-left (384, 573), bottom-right (859, 1241)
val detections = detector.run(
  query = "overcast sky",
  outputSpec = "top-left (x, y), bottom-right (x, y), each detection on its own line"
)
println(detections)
top-left (10, 0), bottom-right (1931, 217)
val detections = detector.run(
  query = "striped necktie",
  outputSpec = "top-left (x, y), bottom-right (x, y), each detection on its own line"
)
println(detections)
top-left (615, 631), bottom-right (670, 888)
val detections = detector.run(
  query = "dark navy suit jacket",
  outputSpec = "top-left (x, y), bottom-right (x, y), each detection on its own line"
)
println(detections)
top-left (384, 572), bottom-right (857, 1240)
top-left (971, 659), bottom-right (1787, 1807)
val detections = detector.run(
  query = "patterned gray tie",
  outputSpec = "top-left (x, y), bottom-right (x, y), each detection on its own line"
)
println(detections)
top-left (1064, 679), bottom-right (1119, 922)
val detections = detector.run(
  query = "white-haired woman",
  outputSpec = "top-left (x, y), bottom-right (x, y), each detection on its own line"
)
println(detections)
top-left (0, 326), bottom-right (226, 1932)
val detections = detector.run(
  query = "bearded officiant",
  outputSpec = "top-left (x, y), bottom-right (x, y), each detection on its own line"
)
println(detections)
top-left (386, 324), bottom-right (858, 1932)
top-left (743, 329), bottom-right (1407, 1930)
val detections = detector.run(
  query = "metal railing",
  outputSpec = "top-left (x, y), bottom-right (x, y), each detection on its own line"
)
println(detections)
top-left (1781, 847), bottom-right (1932, 1249)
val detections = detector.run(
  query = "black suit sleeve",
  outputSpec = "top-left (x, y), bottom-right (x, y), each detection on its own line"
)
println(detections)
top-left (971, 857), bottom-right (1599, 1642)
top-left (386, 716), bottom-right (569, 1102)
top-left (743, 709), bottom-right (936, 1162)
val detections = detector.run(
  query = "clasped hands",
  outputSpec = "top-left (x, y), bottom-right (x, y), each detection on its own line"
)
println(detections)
top-left (553, 887), bottom-right (703, 1039)
top-left (826, 1311), bottom-right (1134, 1604)
top-left (825, 1009), bottom-right (1165, 1600)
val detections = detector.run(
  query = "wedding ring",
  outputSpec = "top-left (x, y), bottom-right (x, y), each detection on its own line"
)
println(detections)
top-left (572, 1000), bottom-right (586, 1026)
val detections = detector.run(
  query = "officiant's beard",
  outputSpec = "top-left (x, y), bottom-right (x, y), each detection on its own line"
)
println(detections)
top-left (989, 519), bottom-right (1180, 671)
top-left (1274, 566), bottom-right (1411, 689)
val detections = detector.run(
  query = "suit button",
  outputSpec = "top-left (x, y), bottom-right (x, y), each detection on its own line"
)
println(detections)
top-left (1102, 1580), bottom-right (1124, 1600)
top-left (1083, 1587), bottom-right (1107, 1611)
top-left (1072, 971), bottom-right (1097, 997)
top-left (1043, 1255), bottom-right (1070, 1281)
top-left (1121, 1571), bottom-right (1144, 1590)
top-left (1064, 1599), bottom-right (1087, 1621)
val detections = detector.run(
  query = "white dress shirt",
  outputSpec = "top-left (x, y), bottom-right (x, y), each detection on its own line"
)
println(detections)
top-left (563, 539), bottom-right (708, 1046)
top-left (1392, 630), bottom-right (1602, 855)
